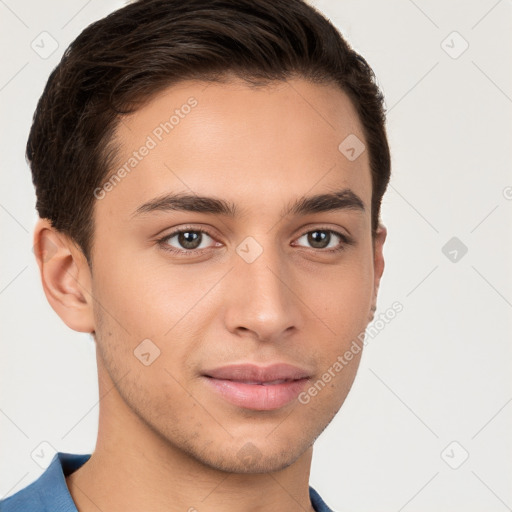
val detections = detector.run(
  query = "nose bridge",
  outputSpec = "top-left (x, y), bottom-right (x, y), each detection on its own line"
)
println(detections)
top-left (225, 237), bottom-right (301, 340)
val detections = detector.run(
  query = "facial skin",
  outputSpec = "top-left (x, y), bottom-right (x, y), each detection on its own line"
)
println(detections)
top-left (34, 77), bottom-right (386, 512)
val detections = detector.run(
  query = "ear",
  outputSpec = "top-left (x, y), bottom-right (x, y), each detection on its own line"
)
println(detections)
top-left (369, 224), bottom-right (387, 322)
top-left (33, 218), bottom-right (95, 333)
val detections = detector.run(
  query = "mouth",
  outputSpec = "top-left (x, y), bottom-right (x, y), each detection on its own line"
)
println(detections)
top-left (202, 363), bottom-right (311, 411)
top-left (223, 379), bottom-right (294, 386)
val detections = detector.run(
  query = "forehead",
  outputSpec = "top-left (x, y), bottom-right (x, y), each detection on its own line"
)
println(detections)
top-left (97, 77), bottom-right (371, 222)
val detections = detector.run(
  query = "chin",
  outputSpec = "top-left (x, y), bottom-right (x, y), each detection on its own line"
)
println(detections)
top-left (191, 439), bottom-right (310, 474)
top-left (205, 451), bottom-right (299, 474)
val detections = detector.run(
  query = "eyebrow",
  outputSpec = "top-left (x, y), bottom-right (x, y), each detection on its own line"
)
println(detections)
top-left (131, 188), bottom-right (365, 218)
top-left (286, 189), bottom-right (365, 217)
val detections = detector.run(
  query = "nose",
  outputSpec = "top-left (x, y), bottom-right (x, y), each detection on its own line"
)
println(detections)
top-left (223, 240), bottom-right (303, 342)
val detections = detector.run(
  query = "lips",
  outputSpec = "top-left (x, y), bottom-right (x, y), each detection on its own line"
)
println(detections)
top-left (202, 363), bottom-right (311, 411)
top-left (204, 363), bottom-right (310, 382)
top-left (237, 379), bottom-right (289, 386)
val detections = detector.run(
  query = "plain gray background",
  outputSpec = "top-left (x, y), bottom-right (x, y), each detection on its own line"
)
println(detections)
top-left (1, 1), bottom-right (511, 510)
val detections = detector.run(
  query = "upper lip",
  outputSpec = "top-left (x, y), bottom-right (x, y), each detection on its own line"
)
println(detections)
top-left (203, 363), bottom-right (311, 383)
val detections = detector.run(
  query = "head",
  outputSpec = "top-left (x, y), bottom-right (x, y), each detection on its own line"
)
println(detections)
top-left (31, 0), bottom-right (390, 473)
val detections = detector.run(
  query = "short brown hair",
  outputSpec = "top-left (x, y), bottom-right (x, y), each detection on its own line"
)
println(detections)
top-left (27, 0), bottom-right (390, 265)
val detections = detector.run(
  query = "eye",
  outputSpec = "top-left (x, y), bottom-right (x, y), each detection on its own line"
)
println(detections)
top-left (293, 228), bottom-right (351, 252)
top-left (157, 228), bottom-right (218, 254)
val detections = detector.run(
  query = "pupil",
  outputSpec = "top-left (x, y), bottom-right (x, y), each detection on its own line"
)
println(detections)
top-left (179, 231), bottom-right (201, 249)
top-left (308, 230), bottom-right (329, 248)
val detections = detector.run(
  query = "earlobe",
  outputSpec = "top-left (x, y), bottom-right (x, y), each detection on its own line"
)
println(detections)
top-left (33, 218), bottom-right (95, 333)
top-left (369, 224), bottom-right (387, 321)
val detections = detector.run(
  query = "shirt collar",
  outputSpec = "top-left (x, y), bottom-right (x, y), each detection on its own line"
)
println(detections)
top-left (5, 452), bottom-right (333, 511)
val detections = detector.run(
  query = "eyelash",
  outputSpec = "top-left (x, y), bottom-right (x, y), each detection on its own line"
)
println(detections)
top-left (156, 225), bottom-right (354, 257)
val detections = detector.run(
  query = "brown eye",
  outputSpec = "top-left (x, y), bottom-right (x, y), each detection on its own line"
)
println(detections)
top-left (161, 229), bottom-right (215, 252)
top-left (177, 231), bottom-right (202, 249)
top-left (307, 230), bottom-right (331, 249)
top-left (293, 228), bottom-right (352, 253)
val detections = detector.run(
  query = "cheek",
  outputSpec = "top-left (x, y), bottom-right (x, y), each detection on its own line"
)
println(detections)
top-left (90, 247), bottom-right (200, 339)
top-left (94, 314), bottom-right (206, 442)
top-left (301, 253), bottom-right (374, 389)
top-left (90, 252), bottom-right (220, 384)
top-left (313, 254), bottom-right (374, 331)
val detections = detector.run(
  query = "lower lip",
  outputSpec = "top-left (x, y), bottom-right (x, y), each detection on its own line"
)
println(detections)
top-left (204, 377), bottom-right (310, 411)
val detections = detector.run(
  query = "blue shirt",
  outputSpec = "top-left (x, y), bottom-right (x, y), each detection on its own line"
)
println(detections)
top-left (0, 453), bottom-right (334, 511)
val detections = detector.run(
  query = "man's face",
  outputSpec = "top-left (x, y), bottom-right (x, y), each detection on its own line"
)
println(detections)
top-left (89, 77), bottom-right (385, 472)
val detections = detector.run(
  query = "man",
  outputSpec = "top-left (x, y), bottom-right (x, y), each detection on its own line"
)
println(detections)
top-left (1, 0), bottom-right (390, 510)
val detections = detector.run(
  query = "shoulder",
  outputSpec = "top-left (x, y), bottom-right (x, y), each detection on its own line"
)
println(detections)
top-left (0, 453), bottom-right (91, 512)
top-left (0, 480), bottom-right (45, 512)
